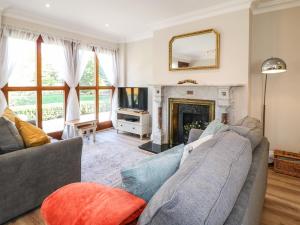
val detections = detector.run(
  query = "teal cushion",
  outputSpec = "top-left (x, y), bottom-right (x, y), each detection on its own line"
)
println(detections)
top-left (200, 119), bottom-right (225, 138)
top-left (121, 144), bottom-right (184, 202)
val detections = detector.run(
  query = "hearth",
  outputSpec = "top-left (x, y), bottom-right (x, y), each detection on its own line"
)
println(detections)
top-left (169, 98), bottom-right (215, 145)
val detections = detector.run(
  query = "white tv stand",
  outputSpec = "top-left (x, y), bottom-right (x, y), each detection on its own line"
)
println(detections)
top-left (116, 109), bottom-right (151, 140)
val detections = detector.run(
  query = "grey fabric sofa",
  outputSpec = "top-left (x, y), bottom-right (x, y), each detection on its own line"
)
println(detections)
top-left (188, 129), bottom-right (269, 225)
top-left (139, 126), bottom-right (269, 225)
top-left (0, 137), bottom-right (83, 224)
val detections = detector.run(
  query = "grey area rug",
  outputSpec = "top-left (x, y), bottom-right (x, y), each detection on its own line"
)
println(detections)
top-left (81, 130), bottom-right (151, 187)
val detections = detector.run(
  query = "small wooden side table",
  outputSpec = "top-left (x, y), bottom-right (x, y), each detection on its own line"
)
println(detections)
top-left (274, 150), bottom-right (300, 178)
top-left (65, 119), bottom-right (97, 142)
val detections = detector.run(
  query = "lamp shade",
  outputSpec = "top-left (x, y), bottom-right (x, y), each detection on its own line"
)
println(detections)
top-left (261, 57), bottom-right (287, 74)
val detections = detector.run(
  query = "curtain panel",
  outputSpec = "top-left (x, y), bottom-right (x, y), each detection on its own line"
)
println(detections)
top-left (41, 34), bottom-right (90, 139)
top-left (95, 48), bottom-right (120, 128)
top-left (0, 26), bottom-right (39, 114)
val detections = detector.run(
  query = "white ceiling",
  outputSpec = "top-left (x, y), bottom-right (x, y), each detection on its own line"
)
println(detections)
top-left (0, 0), bottom-right (291, 42)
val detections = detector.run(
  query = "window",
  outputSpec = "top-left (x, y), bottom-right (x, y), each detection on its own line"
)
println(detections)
top-left (8, 38), bottom-right (37, 87)
top-left (2, 36), bottom-right (114, 135)
top-left (41, 43), bottom-right (66, 132)
top-left (8, 91), bottom-right (37, 121)
top-left (42, 90), bottom-right (65, 133)
top-left (79, 50), bottom-right (114, 123)
top-left (99, 89), bottom-right (112, 122)
top-left (4, 36), bottom-right (67, 134)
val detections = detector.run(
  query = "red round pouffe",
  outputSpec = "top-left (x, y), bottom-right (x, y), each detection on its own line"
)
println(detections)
top-left (41, 183), bottom-right (146, 225)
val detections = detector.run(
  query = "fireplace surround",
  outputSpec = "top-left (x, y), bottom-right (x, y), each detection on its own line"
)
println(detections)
top-left (149, 84), bottom-right (245, 146)
top-left (168, 98), bottom-right (215, 145)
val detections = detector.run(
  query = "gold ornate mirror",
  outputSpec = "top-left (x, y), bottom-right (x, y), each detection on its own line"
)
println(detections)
top-left (169, 29), bottom-right (220, 71)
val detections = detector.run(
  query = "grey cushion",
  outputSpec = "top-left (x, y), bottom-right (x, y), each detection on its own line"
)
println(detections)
top-left (138, 131), bottom-right (252, 225)
top-left (231, 116), bottom-right (263, 150)
top-left (187, 128), bottom-right (203, 144)
top-left (0, 117), bottom-right (24, 154)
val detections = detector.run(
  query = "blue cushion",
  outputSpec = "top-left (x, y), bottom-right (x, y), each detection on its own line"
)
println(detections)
top-left (121, 144), bottom-right (184, 202)
top-left (200, 119), bottom-right (224, 138)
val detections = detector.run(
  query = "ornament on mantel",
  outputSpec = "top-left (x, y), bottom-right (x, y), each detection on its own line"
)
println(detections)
top-left (177, 79), bottom-right (198, 85)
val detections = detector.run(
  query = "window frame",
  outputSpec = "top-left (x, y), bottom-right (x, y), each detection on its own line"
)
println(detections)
top-left (2, 36), bottom-right (69, 138)
top-left (2, 36), bottom-right (114, 137)
top-left (78, 51), bottom-right (115, 128)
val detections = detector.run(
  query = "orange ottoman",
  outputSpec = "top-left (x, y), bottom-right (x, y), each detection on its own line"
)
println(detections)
top-left (41, 183), bottom-right (146, 225)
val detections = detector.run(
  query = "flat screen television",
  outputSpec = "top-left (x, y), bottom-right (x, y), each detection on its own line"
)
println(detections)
top-left (118, 87), bottom-right (148, 111)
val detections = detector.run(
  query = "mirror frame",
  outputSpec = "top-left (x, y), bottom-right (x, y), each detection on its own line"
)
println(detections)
top-left (169, 29), bottom-right (220, 71)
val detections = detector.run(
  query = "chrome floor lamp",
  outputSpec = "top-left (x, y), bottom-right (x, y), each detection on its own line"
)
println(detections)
top-left (261, 57), bottom-right (287, 136)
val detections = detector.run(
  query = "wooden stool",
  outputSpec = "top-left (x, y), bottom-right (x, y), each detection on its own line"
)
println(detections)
top-left (65, 119), bottom-right (97, 141)
top-left (78, 124), bottom-right (97, 142)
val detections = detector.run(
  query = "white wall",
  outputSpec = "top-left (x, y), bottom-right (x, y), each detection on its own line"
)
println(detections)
top-left (152, 9), bottom-right (250, 86)
top-left (125, 38), bottom-right (153, 87)
top-left (250, 7), bottom-right (300, 152)
top-left (124, 9), bottom-right (251, 121)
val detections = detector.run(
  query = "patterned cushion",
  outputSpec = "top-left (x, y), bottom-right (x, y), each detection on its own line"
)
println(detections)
top-left (121, 144), bottom-right (184, 202)
top-left (138, 131), bottom-right (252, 225)
top-left (0, 117), bottom-right (24, 154)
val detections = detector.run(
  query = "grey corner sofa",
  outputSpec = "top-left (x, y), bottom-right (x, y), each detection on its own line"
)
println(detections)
top-left (0, 137), bottom-right (83, 224)
top-left (139, 126), bottom-right (269, 225)
top-left (188, 129), bottom-right (269, 225)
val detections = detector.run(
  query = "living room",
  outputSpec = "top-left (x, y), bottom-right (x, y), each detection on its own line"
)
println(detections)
top-left (0, 0), bottom-right (299, 225)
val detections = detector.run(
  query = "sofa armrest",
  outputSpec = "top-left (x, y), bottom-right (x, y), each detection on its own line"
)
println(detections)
top-left (187, 128), bottom-right (203, 144)
top-left (0, 137), bottom-right (83, 224)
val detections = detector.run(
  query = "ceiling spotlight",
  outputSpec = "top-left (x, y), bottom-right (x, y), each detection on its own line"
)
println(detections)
top-left (105, 24), bottom-right (109, 27)
top-left (45, 3), bottom-right (51, 8)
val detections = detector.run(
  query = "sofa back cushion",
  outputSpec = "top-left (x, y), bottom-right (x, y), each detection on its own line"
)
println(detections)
top-left (232, 116), bottom-right (263, 149)
top-left (138, 131), bottom-right (252, 225)
top-left (0, 117), bottom-right (24, 154)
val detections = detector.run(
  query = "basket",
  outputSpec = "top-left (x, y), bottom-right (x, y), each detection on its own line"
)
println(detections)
top-left (274, 150), bottom-right (300, 178)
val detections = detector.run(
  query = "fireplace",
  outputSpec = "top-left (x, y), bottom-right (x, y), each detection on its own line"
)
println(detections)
top-left (168, 98), bottom-right (215, 145)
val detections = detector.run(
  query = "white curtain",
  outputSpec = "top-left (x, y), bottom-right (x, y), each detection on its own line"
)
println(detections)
top-left (0, 26), bottom-right (39, 114)
top-left (96, 48), bottom-right (119, 127)
top-left (62, 44), bottom-right (89, 138)
top-left (41, 34), bottom-right (89, 138)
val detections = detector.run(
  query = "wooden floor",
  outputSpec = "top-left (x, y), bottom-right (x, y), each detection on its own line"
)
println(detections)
top-left (261, 169), bottom-right (300, 225)
top-left (4, 131), bottom-right (300, 225)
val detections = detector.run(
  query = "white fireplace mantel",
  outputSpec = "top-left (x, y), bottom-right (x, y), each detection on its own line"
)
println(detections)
top-left (149, 83), bottom-right (245, 87)
top-left (150, 84), bottom-right (245, 145)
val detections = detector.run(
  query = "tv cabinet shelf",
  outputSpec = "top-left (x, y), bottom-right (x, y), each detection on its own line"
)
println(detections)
top-left (116, 109), bottom-right (151, 139)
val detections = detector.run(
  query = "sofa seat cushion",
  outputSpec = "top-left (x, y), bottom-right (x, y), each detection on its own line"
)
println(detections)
top-left (0, 117), bottom-right (24, 154)
top-left (41, 183), bottom-right (146, 225)
top-left (121, 144), bottom-right (184, 202)
top-left (138, 131), bottom-right (252, 225)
